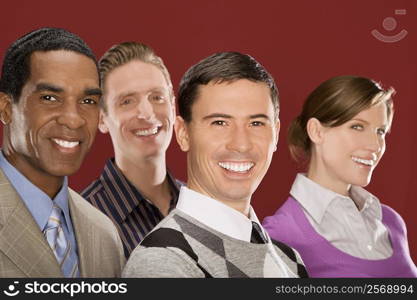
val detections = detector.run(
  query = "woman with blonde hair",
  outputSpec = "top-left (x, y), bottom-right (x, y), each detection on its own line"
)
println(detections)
top-left (263, 75), bottom-right (417, 277)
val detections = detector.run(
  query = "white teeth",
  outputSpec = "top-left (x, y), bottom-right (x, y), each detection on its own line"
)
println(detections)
top-left (53, 139), bottom-right (79, 148)
top-left (352, 156), bottom-right (374, 166)
top-left (218, 162), bottom-right (254, 172)
top-left (135, 127), bottom-right (159, 136)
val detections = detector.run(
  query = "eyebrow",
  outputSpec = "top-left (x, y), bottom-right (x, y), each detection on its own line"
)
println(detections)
top-left (85, 88), bottom-right (102, 97)
top-left (116, 87), bottom-right (168, 99)
top-left (35, 83), bottom-right (63, 93)
top-left (35, 83), bottom-right (102, 97)
top-left (202, 113), bottom-right (271, 120)
top-left (203, 113), bottom-right (232, 120)
top-left (351, 118), bottom-right (387, 127)
top-left (117, 91), bottom-right (137, 100)
top-left (250, 114), bottom-right (271, 120)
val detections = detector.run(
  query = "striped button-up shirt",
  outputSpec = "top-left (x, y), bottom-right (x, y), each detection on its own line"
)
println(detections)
top-left (82, 158), bottom-right (180, 258)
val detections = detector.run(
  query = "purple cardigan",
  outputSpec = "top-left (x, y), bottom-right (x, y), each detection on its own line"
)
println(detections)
top-left (263, 197), bottom-right (417, 277)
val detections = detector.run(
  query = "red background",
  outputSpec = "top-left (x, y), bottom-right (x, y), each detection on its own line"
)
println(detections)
top-left (1, 0), bottom-right (416, 262)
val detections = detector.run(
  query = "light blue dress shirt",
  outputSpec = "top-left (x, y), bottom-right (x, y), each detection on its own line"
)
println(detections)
top-left (0, 151), bottom-right (79, 274)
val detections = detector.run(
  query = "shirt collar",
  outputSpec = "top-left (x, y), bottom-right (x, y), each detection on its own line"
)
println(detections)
top-left (100, 158), bottom-right (180, 220)
top-left (349, 185), bottom-right (382, 219)
top-left (176, 186), bottom-right (264, 242)
top-left (290, 173), bottom-right (382, 224)
top-left (0, 151), bottom-right (69, 231)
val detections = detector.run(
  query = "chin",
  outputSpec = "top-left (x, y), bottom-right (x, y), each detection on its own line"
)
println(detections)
top-left (219, 188), bottom-right (252, 203)
top-left (351, 176), bottom-right (372, 188)
top-left (47, 164), bottom-right (82, 177)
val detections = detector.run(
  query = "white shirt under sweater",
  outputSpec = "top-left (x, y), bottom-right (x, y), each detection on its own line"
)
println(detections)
top-left (291, 173), bottom-right (393, 260)
top-left (176, 186), bottom-right (294, 277)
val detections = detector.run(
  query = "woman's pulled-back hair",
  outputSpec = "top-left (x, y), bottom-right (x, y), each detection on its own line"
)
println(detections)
top-left (288, 75), bottom-right (394, 163)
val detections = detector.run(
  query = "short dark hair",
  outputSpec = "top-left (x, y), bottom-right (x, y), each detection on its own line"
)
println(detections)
top-left (178, 52), bottom-right (279, 122)
top-left (0, 27), bottom-right (97, 102)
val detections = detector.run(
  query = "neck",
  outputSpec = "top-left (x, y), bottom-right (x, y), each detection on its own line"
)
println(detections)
top-left (115, 153), bottom-right (172, 216)
top-left (187, 180), bottom-right (251, 217)
top-left (307, 156), bottom-right (351, 197)
top-left (2, 148), bottom-right (63, 199)
top-left (217, 198), bottom-right (251, 217)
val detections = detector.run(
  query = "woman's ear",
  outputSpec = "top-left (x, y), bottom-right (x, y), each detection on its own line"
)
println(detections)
top-left (306, 117), bottom-right (325, 145)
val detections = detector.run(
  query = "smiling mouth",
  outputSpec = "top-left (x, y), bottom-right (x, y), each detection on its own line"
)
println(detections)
top-left (52, 138), bottom-right (80, 149)
top-left (218, 161), bottom-right (255, 173)
top-left (134, 126), bottom-right (161, 137)
top-left (351, 156), bottom-right (375, 167)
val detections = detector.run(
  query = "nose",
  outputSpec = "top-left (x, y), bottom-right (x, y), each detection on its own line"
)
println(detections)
top-left (136, 98), bottom-right (155, 121)
top-left (226, 125), bottom-right (253, 153)
top-left (365, 131), bottom-right (383, 154)
top-left (56, 100), bottom-right (86, 129)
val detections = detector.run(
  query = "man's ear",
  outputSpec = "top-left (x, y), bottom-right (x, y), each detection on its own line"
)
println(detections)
top-left (98, 110), bottom-right (109, 134)
top-left (0, 92), bottom-right (12, 125)
top-left (273, 118), bottom-right (280, 152)
top-left (174, 115), bottom-right (190, 152)
top-left (306, 117), bottom-right (325, 145)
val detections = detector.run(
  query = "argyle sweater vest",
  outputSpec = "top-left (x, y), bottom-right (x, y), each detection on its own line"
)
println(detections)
top-left (263, 197), bottom-right (417, 277)
top-left (123, 209), bottom-right (308, 278)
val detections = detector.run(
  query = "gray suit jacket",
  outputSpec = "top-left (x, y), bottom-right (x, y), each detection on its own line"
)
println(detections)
top-left (0, 169), bottom-right (125, 277)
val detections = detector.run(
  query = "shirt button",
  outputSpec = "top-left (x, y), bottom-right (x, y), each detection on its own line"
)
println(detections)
top-left (367, 245), bottom-right (373, 251)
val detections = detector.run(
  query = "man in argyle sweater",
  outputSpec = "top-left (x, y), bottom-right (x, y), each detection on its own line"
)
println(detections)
top-left (123, 52), bottom-right (307, 278)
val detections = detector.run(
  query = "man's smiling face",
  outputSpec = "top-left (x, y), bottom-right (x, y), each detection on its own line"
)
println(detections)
top-left (5, 50), bottom-right (101, 180)
top-left (175, 79), bottom-right (279, 209)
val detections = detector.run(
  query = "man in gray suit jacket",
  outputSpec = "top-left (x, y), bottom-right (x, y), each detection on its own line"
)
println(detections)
top-left (0, 28), bottom-right (125, 277)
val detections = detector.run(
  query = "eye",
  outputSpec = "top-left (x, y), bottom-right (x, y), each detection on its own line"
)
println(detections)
top-left (377, 128), bottom-right (386, 136)
top-left (211, 120), bottom-right (227, 126)
top-left (81, 98), bottom-right (97, 105)
top-left (41, 95), bottom-right (58, 102)
top-left (120, 98), bottom-right (132, 106)
top-left (250, 121), bottom-right (265, 127)
top-left (150, 94), bottom-right (166, 102)
top-left (350, 124), bottom-right (363, 131)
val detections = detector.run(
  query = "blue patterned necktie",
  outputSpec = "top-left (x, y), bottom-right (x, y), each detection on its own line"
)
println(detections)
top-left (43, 204), bottom-right (79, 277)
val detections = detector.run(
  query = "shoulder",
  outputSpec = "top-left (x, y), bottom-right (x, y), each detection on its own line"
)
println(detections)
top-left (123, 243), bottom-right (204, 278)
top-left (263, 197), bottom-right (302, 237)
top-left (122, 211), bottom-right (207, 278)
top-left (381, 204), bottom-right (407, 234)
top-left (263, 197), bottom-right (299, 223)
top-left (81, 177), bottom-right (105, 202)
top-left (139, 212), bottom-right (197, 259)
top-left (175, 179), bottom-right (186, 187)
top-left (123, 246), bottom-right (204, 278)
top-left (271, 239), bottom-right (309, 278)
top-left (69, 189), bottom-right (125, 274)
top-left (0, 171), bottom-right (18, 206)
top-left (69, 188), bottom-right (118, 234)
top-left (381, 203), bottom-right (404, 220)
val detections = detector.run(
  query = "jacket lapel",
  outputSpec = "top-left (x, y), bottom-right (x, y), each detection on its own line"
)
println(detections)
top-left (0, 170), bottom-right (62, 277)
top-left (69, 190), bottom-right (94, 277)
